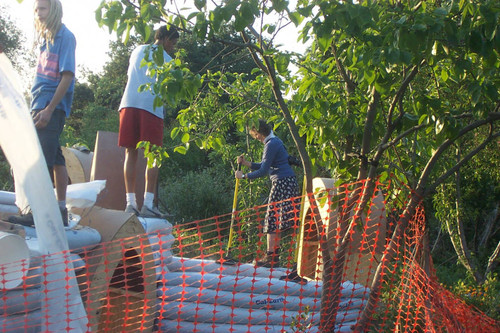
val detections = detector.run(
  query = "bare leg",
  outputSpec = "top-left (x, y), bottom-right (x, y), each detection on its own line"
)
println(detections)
top-left (145, 166), bottom-right (159, 195)
top-left (53, 164), bottom-right (68, 201)
top-left (124, 147), bottom-right (138, 194)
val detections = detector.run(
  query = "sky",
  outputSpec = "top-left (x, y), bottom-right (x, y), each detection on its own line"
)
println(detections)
top-left (3, 0), bottom-right (307, 79)
top-left (3, 0), bottom-right (113, 74)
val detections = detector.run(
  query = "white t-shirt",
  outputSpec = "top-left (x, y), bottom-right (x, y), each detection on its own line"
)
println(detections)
top-left (118, 44), bottom-right (172, 119)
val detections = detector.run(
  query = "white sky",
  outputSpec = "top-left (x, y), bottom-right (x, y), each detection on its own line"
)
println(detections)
top-left (3, 0), bottom-right (112, 75)
top-left (3, 0), bottom-right (307, 79)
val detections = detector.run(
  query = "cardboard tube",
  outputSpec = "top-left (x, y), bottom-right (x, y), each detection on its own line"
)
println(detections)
top-left (0, 231), bottom-right (30, 289)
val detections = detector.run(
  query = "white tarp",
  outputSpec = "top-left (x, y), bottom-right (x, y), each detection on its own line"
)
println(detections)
top-left (0, 180), bottom-right (106, 209)
top-left (0, 53), bottom-right (87, 332)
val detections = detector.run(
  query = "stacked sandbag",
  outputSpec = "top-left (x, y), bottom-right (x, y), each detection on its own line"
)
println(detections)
top-left (0, 181), bottom-right (106, 218)
top-left (0, 249), bottom-right (86, 332)
top-left (23, 224), bottom-right (101, 254)
top-left (143, 216), bottom-right (368, 332)
top-left (156, 263), bottom-right (369, 332)
top-left (0, 191), bottom-right (17, 214)
top-left (166, 257), bottom-right (290, 280)
top-left (139, 217), bottom-right (175, 278)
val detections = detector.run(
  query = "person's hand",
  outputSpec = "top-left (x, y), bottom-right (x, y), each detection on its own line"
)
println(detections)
top-left (237, 153), bottom-right (251, 168)
top-left (237, 154), bottom-right (246, 165)
top-left (33, 108), bottom-right (53, 129)
top-left (235, 170), bottom-right (244, 179)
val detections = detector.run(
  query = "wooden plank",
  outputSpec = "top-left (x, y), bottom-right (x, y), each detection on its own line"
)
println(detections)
top-left (90, 131), bottom-right (147, 211)
top-left (75, 206), bottom-right (156, 333)
top-left (0, 220), bottom-right (25, 237)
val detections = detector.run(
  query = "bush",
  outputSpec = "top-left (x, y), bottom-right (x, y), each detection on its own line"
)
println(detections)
top-left (450, 273), bottom-right (500, 321)
top-left (63, 104), bottom-right (119, 150)
top-left (159, 166), bottom-right (233, 224)
top-left (0, 150), bottom-right (13, 191)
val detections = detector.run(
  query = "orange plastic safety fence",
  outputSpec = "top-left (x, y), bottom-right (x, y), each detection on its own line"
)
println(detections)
top-left (0, 179), bottom-right (498, 332)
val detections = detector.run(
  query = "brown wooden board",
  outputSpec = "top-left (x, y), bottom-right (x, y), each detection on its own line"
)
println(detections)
top-left (90, 131), bottom-right (147, 211)
top-left (297, 178), bottom-right (387, 287)
top-left (75, 206), bottom-right (156, 332)
top-left (62, 147), bottom-right (93, 184)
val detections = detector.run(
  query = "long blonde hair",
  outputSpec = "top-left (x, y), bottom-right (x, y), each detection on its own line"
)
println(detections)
top-left (34, 0), bottom-right (63, 47)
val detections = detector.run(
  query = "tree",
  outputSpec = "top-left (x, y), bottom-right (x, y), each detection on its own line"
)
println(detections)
top-left (0, 3), bottom-right (34, 92)
top-left (0, 5), bottom-right (34, 192)
top-left (433, 128), bottom-right (500, 285)
top-left (95, 0), bottom-right (499, 330)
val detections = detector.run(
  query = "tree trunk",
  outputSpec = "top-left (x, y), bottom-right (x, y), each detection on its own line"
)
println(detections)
top-left (447, 150), bottom-right (482, 283)
top-left (355, 196), bottom-right (420, 331)
top-left (242, 36), bottom-right (340, 331)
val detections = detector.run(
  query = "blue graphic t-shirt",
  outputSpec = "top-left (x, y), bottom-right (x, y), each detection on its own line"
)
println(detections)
top-left (31, 24), bottom-right (76, 117)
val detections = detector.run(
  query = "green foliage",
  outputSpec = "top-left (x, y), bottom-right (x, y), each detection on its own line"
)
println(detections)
top-left (0, 151), bottom-right (13, 192)
top-left (431, 128), bottom-right (500, 281)
top-left (63, 104), bottom-right (119, 150)
top-left (85, 38), bottom-right (139, 110)
top-left (0, 4), bottom-right (33, 88)
top-left (290, 0), bottom-right (499, 186)
top-left (160, 166), bottom-right (233, 224)
top-left (290, 305), bottom-right (314, 332)
top-left (450, 273), bottom-right (500, 321)
top-left (137, 141), bottom-right (170, 168)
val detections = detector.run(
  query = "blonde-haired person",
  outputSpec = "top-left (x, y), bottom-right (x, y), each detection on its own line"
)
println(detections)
top-left (9, 0), bottom-right (76, 227)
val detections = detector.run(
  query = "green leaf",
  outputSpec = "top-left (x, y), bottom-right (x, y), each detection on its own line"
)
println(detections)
top-left (234, 15), bottom-right (246, 32)
top-left (317, 35), bottom-right (333, 52)
top-left (174, 146), bottom-right (187, 154)
top-left (194, 0), bottom-right (206, 10)
top-left (170, 127), bottom-right (180, 139)
top-left (440, 69), bottom-right (449, 82)
top-left (271, 0), bottom-right (288, 12)
top-left (364, 69), bottom-right (376, 85)
top-left (386, 48), bottom-right (400, 64)
top-left (275, 54), bottom-right (290, 75)
top-left (418, 114), bottom-right (428, 125)
top-left (288, 11), bottom-right (303, 26)
top-left (396, 16), bottom-right (407, 26)
top-left (181, 132), bottom-right (190, 144)
top-left (412, 23), bottom-right (427, 31)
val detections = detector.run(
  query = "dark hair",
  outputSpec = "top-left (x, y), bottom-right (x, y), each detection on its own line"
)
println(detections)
top-left (255, 119), bottom-right (272, 137)
top-left (155, 25), bottom-right (179, 41)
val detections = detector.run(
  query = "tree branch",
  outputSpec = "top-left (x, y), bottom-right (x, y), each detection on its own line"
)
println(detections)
top-left (425, 128), bottom-right (500, 197)
top-left (387, 62), bottom-right (422, 126)
top-left (413, 112), bottom-right (500, 198)
top-left (485, 240), bottom-right (500, 278)
top-left (330, 44), bottom-right (356, 92)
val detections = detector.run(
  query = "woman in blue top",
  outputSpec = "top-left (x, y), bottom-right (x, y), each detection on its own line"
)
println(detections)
top-left (235, 120), bottom-right (300, 268)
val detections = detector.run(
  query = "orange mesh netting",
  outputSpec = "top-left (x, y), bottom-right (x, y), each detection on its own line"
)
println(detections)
top-left (0, 179), bottom-right (498, 332)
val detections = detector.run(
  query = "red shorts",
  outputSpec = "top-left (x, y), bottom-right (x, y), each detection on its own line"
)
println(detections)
top-left (118, 107), bottom-right (164, 148)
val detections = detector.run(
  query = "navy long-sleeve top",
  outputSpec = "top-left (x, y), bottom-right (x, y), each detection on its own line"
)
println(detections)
top-left (246, 135), bottom-right (295, 182)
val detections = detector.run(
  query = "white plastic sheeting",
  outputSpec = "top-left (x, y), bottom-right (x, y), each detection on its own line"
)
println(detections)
top-left (0, 53), bottom-right (87, 332)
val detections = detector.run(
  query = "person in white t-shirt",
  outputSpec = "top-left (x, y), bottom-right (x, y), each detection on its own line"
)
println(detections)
top-left (118, 25), bottom-right (178, 218)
